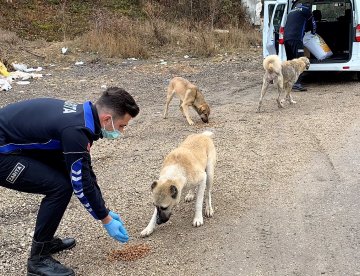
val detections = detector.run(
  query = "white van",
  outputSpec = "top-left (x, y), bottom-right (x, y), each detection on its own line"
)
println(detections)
top-left (263, 0), bottom-right (360, 78)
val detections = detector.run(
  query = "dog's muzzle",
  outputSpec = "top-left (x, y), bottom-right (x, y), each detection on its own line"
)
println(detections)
top-left (201, 115), bottom-right (209, 123)
top-left (156, 207), bottom-right (171, 225)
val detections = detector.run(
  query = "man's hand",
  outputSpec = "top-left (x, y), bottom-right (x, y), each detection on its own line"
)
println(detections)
top-left (108, 210), bottom-right (124, 224)
top-left (103, 218), bottom-right (129, 243)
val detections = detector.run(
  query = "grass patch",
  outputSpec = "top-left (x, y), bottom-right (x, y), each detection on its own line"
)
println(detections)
top-left (0, 0), bottom-right (261, 59)
top-left (76, 11), bottom-right (261, 58)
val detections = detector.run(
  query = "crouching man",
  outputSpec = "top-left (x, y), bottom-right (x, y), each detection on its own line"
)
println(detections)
top-left (0, 87), bottom-right (139, 275)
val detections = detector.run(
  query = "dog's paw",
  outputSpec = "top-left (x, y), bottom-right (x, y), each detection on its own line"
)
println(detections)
top-left (205, 206), bottom-right (214, 217)
top-left (290, 100), bottom-right (297, 104)
top-left (193, 216), bottom-right (204, 227)
top-left (277, 99), bottom-right (284, 108)
top-left (140, 227), bottom-right (154, 237)
top-left (184, 192), bottom-right (195, 202)
top-left (188, 121), bottom-right (195, 126)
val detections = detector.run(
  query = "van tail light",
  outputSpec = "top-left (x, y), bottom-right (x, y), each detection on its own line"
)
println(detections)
top-left (279, 26), bottom-right (285, 44)
top-left (356, 25), bottom-right (360, 42)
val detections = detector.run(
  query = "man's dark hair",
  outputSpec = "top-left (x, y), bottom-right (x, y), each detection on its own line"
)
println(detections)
top-left (96, 87), bottom-right (139, 118)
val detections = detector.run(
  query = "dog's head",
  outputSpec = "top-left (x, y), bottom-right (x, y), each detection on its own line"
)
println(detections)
top-left (299, 57), bottom-right (310, 70)
top-left (196, 104), bottom-right (210, 123)
top-left (150, 179), bottom-right (181, 225)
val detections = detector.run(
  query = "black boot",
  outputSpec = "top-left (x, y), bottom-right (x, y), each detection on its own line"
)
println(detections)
top-left (48, 237), bottom-right (76, 255)
top-left (27, 240), bottom-right (75, 276)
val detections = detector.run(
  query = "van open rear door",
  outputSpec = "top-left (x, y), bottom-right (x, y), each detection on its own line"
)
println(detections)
top-left (264, 0), bottom-right (288, 60)
top-left (263, 0), bottom-right (277, 57)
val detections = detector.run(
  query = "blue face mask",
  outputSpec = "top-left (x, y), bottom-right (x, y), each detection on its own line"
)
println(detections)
top-left (101, 116), bottom-right (121, 140)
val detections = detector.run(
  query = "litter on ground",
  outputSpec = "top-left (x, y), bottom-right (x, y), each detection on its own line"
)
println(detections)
top-left (0, 61), bottom-right (44, 91)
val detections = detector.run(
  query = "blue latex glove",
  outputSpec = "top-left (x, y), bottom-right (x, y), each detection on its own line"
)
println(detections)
top-left (108, 210), bottom-right (124, 225)
top-left (104, 218), bottom-right (129, 243)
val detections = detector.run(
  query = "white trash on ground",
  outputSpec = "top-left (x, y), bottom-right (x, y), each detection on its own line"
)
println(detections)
top-left (16, 81), bottom-right (31, 85)
top-left (9, 71), bottom-right (43, 81)
top-left (0, 79), bottom-right (12, 91)
top-left (12, 63), bottom-right (43, 72)
top-left (0, 62), bottom-right (44, 91)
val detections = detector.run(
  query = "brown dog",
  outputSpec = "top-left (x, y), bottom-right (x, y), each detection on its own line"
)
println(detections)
top-left (163, 77), bottom-right (210, 125)
top-left (140, 131), bottom-right (216, 237)
top-left (257, 55), bottom-right (310, 112)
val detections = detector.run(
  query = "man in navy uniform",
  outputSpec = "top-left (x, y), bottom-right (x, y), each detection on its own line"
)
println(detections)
top-left (0, 87), bottom-right (139, 276)
top-left (284, 2), bottom-right (316, 91)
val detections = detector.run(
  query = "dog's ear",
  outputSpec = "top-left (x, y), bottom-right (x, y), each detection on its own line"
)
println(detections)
top-left (151, 181), bottom-right (158, 190)
top-left (169, 185), bottom-right (178, 199)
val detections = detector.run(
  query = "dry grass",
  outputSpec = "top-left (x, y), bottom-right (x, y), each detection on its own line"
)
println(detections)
top-left (0, 28), bottom-right (23, 67)
top-left (76, 11), bottom-right (261, 59)
top-left (1, 1), bottom-right (260, 60)
top-left (75, 11), bottom-right (150, 58)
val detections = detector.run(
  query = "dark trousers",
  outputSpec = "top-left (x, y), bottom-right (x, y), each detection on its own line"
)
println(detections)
top-left (284, 39), bottom-right (305, 84)
top-left (0, 152), bottom-right (73, 242)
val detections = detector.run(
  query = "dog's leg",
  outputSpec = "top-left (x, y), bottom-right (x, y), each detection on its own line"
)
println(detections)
top-left (140, 207), bottom-right (158, 237)
top-left (285, 84), bottom-right (296, 104)
top-left (179, 100), bottom-right (186, 117)
top-left (257, 76), bottom-right (270, 112)
top-left (163, 90), bottom-right (176, 119)
top-left (181, 89), bottom-right (195, 125)
top-left (276, 74), bottom-right (285, 108)
top-left (204, 162), bottom-right (215, 218)
top-left (193, 173), bottom-right (207, 227)
top-left (181, 104), bottom-right (194, 125)
top-left (185, 189), bottom-right (195, 202)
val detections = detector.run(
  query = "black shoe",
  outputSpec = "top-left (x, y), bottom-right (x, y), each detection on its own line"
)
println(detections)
top-left (27, 240), bottom-right (75, 276)
top-left (49, 238), bottom-right (76, 255)
top-left (27, 255), bottom-right (75, 276)
top-left (292, 83), bottom-right (307, 92)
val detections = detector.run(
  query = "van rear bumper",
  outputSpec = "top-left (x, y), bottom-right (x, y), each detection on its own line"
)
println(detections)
top-left (309, 63), bottom-right (360, 72)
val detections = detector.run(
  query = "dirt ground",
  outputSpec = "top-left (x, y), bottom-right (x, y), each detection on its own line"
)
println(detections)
top-left (1, 47), bottom-right (360, 276)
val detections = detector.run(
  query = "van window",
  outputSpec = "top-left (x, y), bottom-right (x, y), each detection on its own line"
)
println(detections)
top-left (268, 4), bottom-right (276, 26)
top-left (312, 1), bottom-right (352, 22)
top-left (273, 4), bottom-right (286, 32)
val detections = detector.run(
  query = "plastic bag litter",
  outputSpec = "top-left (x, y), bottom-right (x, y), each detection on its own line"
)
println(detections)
top-left (9, 71), bottom-right (43, 80)
top-left (16, 81), bottom-right (30, 85)
top-left (0, 78), bottom-right (12, 91)
top-left (303, 32), bottom-right (333, 60)
top-left (12, 63), bottom-right (43, 72)
top-left (0, 61), bottom-right (10, 77)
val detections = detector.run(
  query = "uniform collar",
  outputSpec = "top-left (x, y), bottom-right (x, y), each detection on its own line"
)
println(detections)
top-left (83, 101), bottom-right (102, 140)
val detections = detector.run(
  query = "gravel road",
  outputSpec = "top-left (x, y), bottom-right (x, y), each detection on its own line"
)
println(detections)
top-left (1, 48), bottom-right (360, 276)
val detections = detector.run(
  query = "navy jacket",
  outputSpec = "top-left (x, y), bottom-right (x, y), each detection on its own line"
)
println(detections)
top-left (284, 5), bottom-right (316, 41)
top-left (0, 98), bottom-right (108, 220)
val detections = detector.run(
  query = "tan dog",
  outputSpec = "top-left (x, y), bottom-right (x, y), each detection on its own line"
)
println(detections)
top-left (140, 131), bottom-right (216, 237)
top-left (163, 77), bottom-right (210, 125)
top-left (257, 55), bottom-right (310, 112)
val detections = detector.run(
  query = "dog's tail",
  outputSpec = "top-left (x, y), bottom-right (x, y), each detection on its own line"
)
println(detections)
top-left (202, 130), bottom-right (214, 138)
top-left (263, 55), bottom-right (281, 74)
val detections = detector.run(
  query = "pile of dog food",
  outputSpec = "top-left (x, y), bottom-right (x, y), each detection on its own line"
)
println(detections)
top-left (108, 243), bottom-right (151, 262)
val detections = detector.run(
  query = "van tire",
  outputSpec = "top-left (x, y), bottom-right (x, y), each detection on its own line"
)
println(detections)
top-left (357, 72), bottom-right (360, 81)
